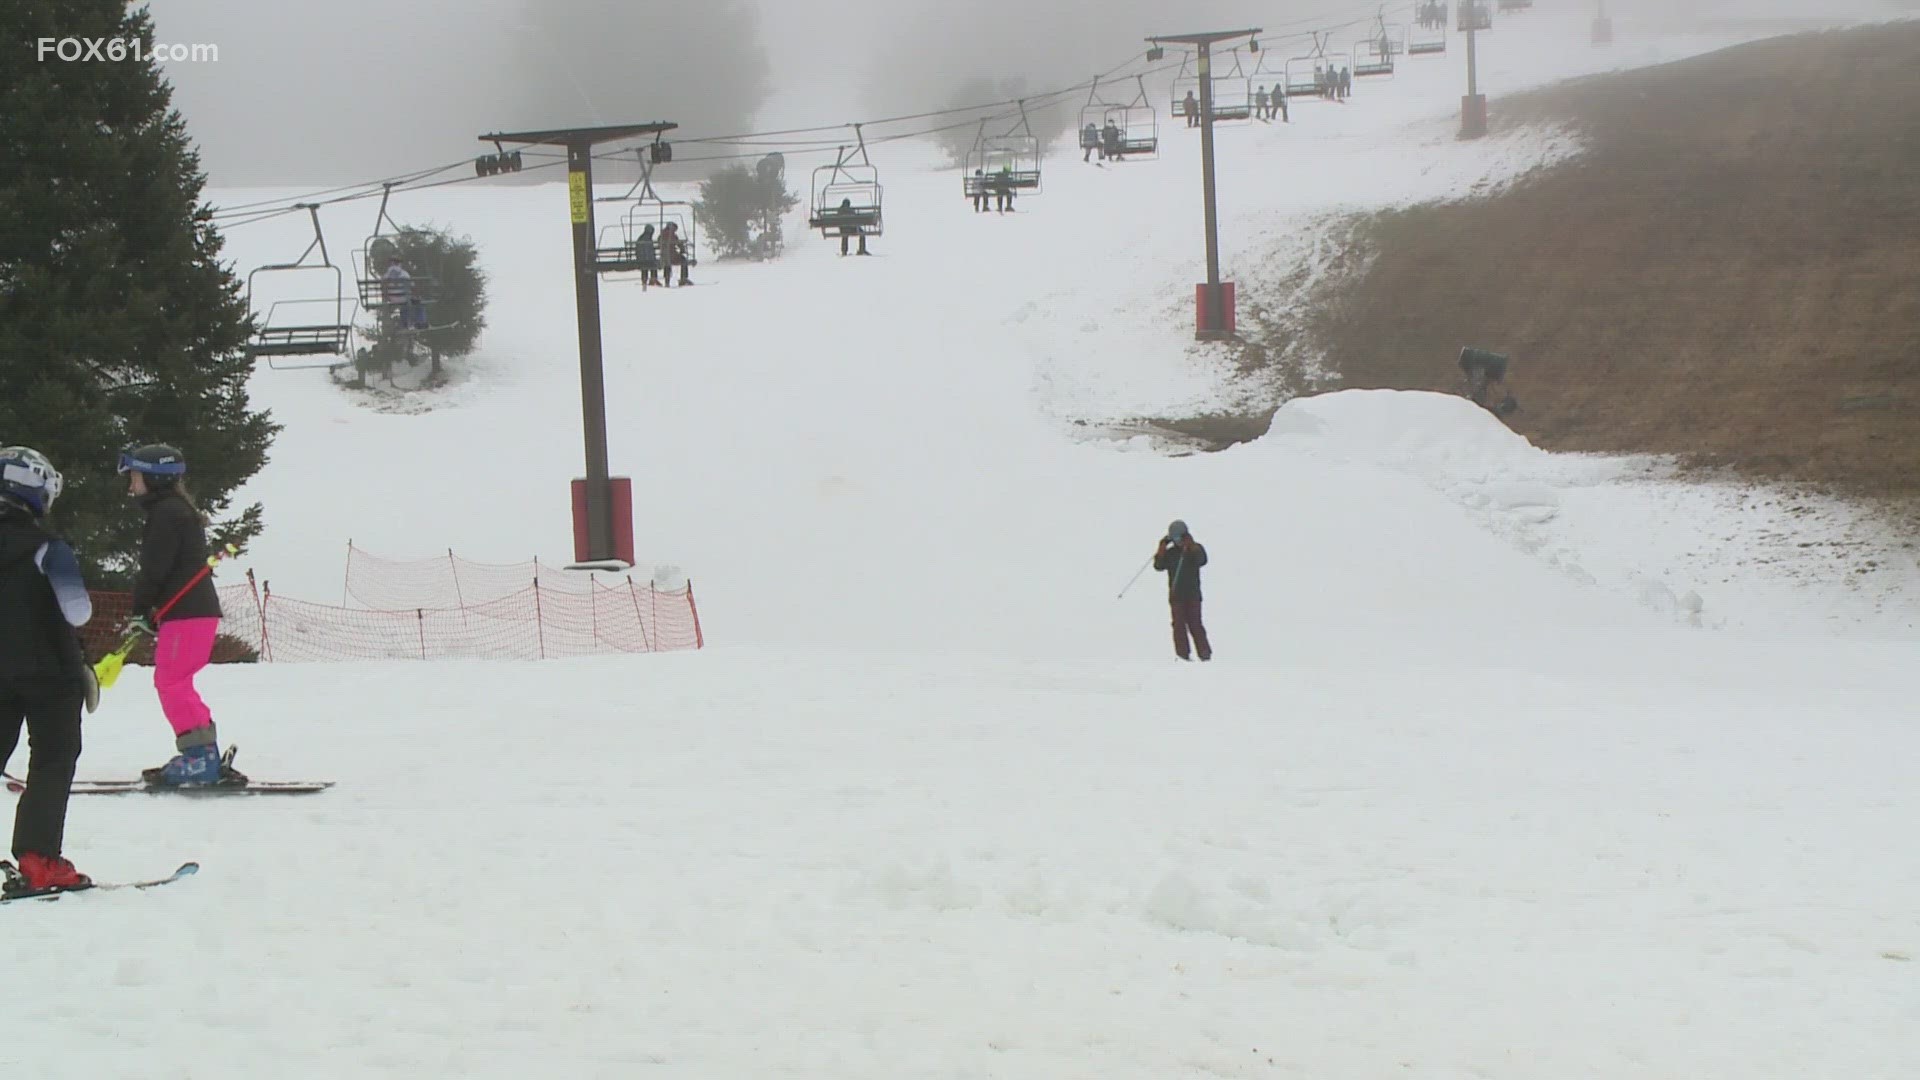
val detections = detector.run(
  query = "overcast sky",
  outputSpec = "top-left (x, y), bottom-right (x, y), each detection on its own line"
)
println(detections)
top-left (143, 0), bottom-right (1882, 187)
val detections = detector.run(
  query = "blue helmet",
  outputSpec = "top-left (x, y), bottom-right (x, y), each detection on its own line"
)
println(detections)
top-left (118, 443), bottom-right (187, 488)
top-left (0, 446), bottom-right (64, 516)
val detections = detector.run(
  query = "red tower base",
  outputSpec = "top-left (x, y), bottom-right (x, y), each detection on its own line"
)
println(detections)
top-left (1460, 94), bottom-right (1489, 138)
top-left (571, 476), bottom-right (634, 567)
top-left (1195, 282), bottom-right (1236, 340)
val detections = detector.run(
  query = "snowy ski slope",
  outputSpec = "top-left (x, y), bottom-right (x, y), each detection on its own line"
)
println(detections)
top-left (14, 4), bottom-right (1919, 1078)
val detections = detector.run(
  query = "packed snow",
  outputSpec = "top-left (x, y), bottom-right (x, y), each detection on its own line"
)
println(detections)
top-left (13, 3), bottom-right (1919, 1078)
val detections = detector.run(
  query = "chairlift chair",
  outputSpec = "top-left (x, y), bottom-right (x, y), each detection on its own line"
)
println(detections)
top-left (809, 130), bottom-right (883, 240)
top-left (1282, 35), bottom-right (1337, 98)
top-left (1409, 5), bottom-right (1448, 55)
top-left (352, 183), bottom-right (441, 312)
top-left (1250, 46), bottom-right (1289, 109)
top-left (243, 203), bottom-right (356, 370)
top-left (590, 150), bottom-right (697, 274)
top-left (1209, 49), bottom-right (1255, 121)
top-left (1352, 16), bottom-right (1403, 77)
top-left (1116, 75), bottom-right (1159, 156)
top-left (1458, 0), bottom-right (1492, 31)
top-left (1169, 49), bottom-right (1254, 123)
top-left (962, 101), bottom-right (1042, 196)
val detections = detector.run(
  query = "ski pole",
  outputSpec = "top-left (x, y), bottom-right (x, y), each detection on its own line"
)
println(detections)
top-left (1117, 553), bottom-right (1156, 599)
top-left (95, 543), bottom-right (239, 691)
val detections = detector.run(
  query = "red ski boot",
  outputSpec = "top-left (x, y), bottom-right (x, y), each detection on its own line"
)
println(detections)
top-left (10, 852), bottom-right (92, 894)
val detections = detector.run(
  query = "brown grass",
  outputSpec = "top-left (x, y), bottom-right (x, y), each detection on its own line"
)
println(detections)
top-left (1305, 22), bottom-right (1920, 502)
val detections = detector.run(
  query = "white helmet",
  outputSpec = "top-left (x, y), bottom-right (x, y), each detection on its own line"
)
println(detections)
top-left (0, 446), bottom-right (63, 516)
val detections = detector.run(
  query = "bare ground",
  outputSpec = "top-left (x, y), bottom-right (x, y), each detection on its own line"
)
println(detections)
top-left (1290, 22), bottom-right (1920, 515)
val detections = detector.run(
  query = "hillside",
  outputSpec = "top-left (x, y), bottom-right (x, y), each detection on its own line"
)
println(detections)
top-left (1304, 21), bottom-right (1920, 505)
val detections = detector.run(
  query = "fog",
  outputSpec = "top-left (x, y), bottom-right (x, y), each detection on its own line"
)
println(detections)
top-left (144, 0), bottom-right (1895, 186)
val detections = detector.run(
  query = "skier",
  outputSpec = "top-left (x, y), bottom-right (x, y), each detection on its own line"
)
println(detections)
top-left (382, 256), bottom-right (427, 330)
top-left (1182, 90), bottom-right (1199, 127)
top-left (1081, 122), bottom-right (1102, 162)
top-left (634, 223), bottom-right (660, 287)
top-left (1152, 520), bottom-right (1211, 661)
top-left (659, 221), bottom-right (693, 286)
top-left (0, 446), bottom-right (94, 892)
top-left (832, 198), bottom-right (870, 255)
top-left (118, 445), bottom-right (229, 786)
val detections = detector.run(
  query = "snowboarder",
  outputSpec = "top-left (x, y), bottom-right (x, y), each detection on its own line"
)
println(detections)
top-left (1153, 520), bottom-right (1211, 661)
top-left (0, 446), bottom-right (94, 893)
top-left (118, 445), bottom-right (229, 786)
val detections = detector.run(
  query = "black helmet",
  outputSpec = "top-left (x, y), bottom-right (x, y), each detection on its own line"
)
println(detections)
top-left (118, 444), bottom-right (186, 488)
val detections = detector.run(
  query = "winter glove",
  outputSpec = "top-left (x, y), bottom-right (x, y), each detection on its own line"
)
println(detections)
top-left (124, 615), bottom-right (156, 638)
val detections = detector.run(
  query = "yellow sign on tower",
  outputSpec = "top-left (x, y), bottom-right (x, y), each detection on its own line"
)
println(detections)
top-left (568, 171), bottom-right (588, 224)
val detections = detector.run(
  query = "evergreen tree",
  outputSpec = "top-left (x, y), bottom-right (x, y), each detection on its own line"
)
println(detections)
top-left (348, 225), bottom-right (488, 388)
top-left (0, 1), bottom-right (276, 588)
top-left (694, 154), bottom-right (799, 261)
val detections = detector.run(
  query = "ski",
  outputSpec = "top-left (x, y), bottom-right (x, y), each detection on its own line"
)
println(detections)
top-left (8, 778), bottom-right (333, 797)
top-left (4, 745), bottom-right (332, 797)
top-left (0, 861), bottom-right (198, 903)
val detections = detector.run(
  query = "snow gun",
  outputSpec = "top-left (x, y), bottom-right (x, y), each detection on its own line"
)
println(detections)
top-left (91, 543), bottom-right (240, 699)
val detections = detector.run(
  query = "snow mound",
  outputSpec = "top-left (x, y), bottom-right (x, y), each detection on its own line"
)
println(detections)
top-left (1259, 389), bottom-right (1540, 459)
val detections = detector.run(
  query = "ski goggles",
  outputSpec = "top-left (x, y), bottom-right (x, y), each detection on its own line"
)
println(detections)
top-left (117, 452), bottom-right (186, 476)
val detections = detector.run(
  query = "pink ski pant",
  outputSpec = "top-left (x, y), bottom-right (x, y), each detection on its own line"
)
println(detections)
top-left (154, 617), bottom-right (219, 737)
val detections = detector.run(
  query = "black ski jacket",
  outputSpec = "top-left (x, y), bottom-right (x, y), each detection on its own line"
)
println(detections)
top-left (1153, 541), bottom-right (1208, 601)
top-left (132, 491), bottom-right (222, 623)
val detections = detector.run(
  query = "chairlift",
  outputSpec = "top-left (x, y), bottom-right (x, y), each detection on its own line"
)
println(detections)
top-left (808, 127), bottom-right (883, 241)
top-left (1115, 75), bottom-right (1159, 156)
top-left (590, 150), bottom-right (696, 275)
top-left (352, 183), bottom-right (441, 310)
top-left (1409, 0), bottom-right (1449, 55)
top-left (1353, 15), bottom-right (1403, 77)
top-left (1458, 0), bottom-right (1492, 32)
top-left (962, 100), bottom-right (1042, 199)
top-left (243, 203), bottom-right (355, 370)
top-left (1079, 76), bottom-right (1160, 159)
top-left (1211, 49), bottom-right (1255, 121)
top-left (1169, 49), bottom-right (1255, 124)
top-left (1497, 0), bottom-right (1533, 11)
top-left (1250, 44), bottom-right (1289, 106)
top-left (1282, 35), bottom-right (1337, 98)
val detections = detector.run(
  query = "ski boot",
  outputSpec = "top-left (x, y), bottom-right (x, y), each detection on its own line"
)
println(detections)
top-left (3, 853), bottom-right (92, 896)
top-left (144, 724), bottom-right (224, 786)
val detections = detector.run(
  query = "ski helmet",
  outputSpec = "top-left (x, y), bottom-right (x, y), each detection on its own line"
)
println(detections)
top-left (118, 444), bottom-right (187, 488)
top-left (1166, 519), bottom-right (1189, 540)
top-left (0, 446), bottom-right (64, 516)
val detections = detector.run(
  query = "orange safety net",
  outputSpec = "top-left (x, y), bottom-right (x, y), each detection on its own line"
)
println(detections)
top-left (84, 549), bottom-right (702, 665)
